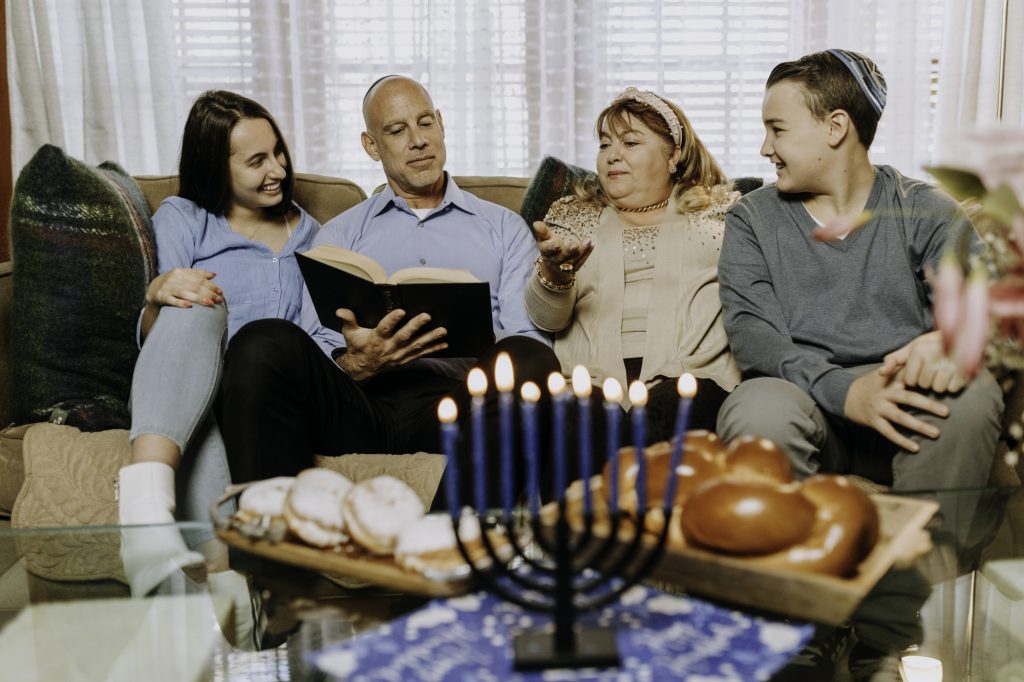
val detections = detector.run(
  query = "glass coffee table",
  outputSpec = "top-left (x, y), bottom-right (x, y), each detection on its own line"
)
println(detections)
top-left (1, 486), bottom-right (1022, 681)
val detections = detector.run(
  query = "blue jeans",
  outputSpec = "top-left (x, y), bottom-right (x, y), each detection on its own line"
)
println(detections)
top-left (129, 303), bottom-right (234, 544)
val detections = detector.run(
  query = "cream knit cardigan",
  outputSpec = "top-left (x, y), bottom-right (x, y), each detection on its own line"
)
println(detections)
top-left (525, 185), bottom-right (741, 408)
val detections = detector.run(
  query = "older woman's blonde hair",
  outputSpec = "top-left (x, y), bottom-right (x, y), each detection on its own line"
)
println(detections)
top-left (576, 94), bottom-right (728, 213)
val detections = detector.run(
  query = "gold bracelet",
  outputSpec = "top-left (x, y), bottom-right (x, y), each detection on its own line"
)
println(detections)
top-left (536, 259), bottom-right (575, 291)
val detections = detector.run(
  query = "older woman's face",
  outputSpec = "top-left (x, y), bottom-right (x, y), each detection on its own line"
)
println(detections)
top-left (598, 114), bottom-right (678, 209)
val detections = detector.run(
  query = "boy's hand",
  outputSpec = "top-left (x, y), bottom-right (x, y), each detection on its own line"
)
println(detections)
top-left (844, 369), bottom-right (948, 452)
top-left (878, 331), bottom-right (966, 394)
top-left (335, 308), bottom-right (448, 381)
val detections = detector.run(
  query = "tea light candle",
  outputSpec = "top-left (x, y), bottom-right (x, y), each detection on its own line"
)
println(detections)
top-left (571, 366), bottom-right (593, 514)
top-left (628, 381), bottom-right (648, 512)
top-left (520, 381), bottom-right (541, 518)
top-left (437, 398), bottom-right (459, 517)
top-left (664, 374), bottom-right (697, 510)
top-left (547, 372), bottom-right (568, 501)
top-left (899, 655), bottom-right (942, 682)
top-left (602, 378), bottom-right (623, 513)
top-left (467, 367), bottom-right (488, 511)
top-left (495, 352), bottom-right (515, 516)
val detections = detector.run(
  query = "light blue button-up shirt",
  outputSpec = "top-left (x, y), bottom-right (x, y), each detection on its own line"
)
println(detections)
top-left (150, 196), bottom-right (319, 341)
top-left (300, 174), bottom-right (548, 376)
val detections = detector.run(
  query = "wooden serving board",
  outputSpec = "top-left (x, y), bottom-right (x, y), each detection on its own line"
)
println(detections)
top-left (644, 493), bottom-right (937, 625)
top-left (542, 485), bottom-right (938, 626)
top-left (211, 485), bottom-right (468, 598)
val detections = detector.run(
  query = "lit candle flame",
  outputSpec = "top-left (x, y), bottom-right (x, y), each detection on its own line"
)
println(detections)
top-left (521, 381), bottom-right (541, 403)
top-left (602, 377), bottom-right (623, 403)
top-left (438, 397), bottom-right (458, 423)
top-left (677, 373), bottom-right (697, 398)
top-left (571, 365), bottom-right (591, 398)
top-left (495, 352), bottom-right (514, 392)
top-left (547, 372), bottom-right (566, 396)
top-left (467, 368), bottom-right (488, 397)
top-left (628, 380), bottom-right (648, 406)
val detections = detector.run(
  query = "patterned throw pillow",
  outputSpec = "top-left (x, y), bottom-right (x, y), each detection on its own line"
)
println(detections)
top-left (519, 156), bottom-right (594, 228)
top-left (9, 145), bottom-right (156, 430)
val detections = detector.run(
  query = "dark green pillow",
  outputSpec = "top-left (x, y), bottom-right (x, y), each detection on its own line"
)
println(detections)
top-left (519, 156), bottom-right (593, 228)
top-left (10, 145), bottom-right (157, 430)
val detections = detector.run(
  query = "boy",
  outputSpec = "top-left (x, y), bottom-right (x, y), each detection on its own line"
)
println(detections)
top-left (716, 50), bottom-right (1002, 490)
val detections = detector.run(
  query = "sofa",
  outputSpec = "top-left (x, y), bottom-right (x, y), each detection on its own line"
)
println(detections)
top-left (0, 170), bottom-right (533, 527)
top-left (1, 159), bottom-right (1021, 532)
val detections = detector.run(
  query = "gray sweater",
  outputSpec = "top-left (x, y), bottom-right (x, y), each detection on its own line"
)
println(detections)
top-left (719, 165), bottom-right (976, 416)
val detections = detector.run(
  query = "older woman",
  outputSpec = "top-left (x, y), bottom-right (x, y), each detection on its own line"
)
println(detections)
top-left (526, 87), bottom-right (739, 443)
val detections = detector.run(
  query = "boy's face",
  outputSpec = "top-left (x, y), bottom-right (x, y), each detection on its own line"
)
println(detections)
top-left (760, 80), bottom-right (832, 194)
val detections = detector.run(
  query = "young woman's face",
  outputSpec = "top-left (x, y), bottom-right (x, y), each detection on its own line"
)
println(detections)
top-left (227, 117), bottom-right (288, 213)
top-left (760, 80), bottom-right (832, 194)
top-left (597, 114), bottom-right (679, 209)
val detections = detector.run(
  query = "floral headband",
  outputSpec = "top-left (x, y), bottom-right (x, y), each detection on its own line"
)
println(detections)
top-left (614, 87), bottom-right (682, 148)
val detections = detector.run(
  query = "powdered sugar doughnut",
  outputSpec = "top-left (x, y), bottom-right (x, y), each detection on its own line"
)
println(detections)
top-left (237, 476), bottom-right (295, 521)
top-left (284, 468), bottom-right (354, 548)
top-left (395, 512), bottom-right (511, 579)
top-left (343, 475), bottom-right (425, 555)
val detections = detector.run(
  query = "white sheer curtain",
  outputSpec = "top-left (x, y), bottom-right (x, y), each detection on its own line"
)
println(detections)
top-left (936, 0), bottom-right (1024, 141)
top-left (7, 0), bottom-right (970, 191)
top-left (7, 0), bottom-right (182, 175)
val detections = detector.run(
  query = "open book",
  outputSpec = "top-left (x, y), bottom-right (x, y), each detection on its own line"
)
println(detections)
top-left (297, 244), bottom-right (495, 358)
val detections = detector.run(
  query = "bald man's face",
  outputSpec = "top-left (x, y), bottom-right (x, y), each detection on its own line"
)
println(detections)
top-left (361, 79), bottom-right (446, 205)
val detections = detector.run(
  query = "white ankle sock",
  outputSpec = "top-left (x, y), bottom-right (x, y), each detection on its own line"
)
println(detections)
top-left (118, 461), bottom-right (204, 596)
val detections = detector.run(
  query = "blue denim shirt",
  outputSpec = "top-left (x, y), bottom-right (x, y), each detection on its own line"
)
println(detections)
top-left (300, 174), bottom-right (548, 376)
top-left (141, 196), bottom-right (320, 342)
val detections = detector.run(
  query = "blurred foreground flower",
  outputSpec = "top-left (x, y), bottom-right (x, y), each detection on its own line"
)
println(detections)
top-left (927, 128), bottom-right (1024, 378)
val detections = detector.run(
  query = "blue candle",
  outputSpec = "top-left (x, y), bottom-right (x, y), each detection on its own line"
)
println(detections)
top-left (602, 378), bottom-right (623, 513)
top-left (664, 374), bottom-right (697, 510)
top-left (628, 381), bottom-right (648, 512)
top-left (571, 366), bottom-right (593, 513)
top-left (547, 372), bottom-right (568, 501)
top-left (495, 353), bottom-right (515, 516)
top-left (437, 398), bottom-right (460, 517)
top-left (467, 368), bottom-right (488, 512)
top-left (520, 381), bottom-right (541, 518)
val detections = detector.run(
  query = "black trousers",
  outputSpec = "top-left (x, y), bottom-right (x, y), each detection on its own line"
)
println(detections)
top-left (219, 319), bottom-right (561, 509)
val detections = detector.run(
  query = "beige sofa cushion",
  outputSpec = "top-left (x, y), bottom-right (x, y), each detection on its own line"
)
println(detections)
top-left (12, 423), bottom-right (129, 582)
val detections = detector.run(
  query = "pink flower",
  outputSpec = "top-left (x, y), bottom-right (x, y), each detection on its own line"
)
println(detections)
top-left (931, 251), bottom-right (963, 351)
top-left (812, 211), bottom-right (872, 242)
top-left (953, 267), bottom-right (990, 378)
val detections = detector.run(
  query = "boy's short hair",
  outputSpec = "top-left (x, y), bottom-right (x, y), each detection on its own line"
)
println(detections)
top-left (766, 50), bottom-right (886, 149)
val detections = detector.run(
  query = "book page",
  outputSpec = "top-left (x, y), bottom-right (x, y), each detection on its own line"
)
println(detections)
top-left (388, 267), bottom-right (480, 285)
top-left (301, 244), bottom-right (388, 283)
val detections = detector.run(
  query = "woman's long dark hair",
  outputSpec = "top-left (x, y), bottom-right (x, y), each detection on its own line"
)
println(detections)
top-left (177, 90), bottom-right (294, 215)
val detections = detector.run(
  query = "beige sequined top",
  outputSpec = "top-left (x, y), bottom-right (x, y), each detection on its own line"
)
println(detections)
top-left (525, 185), bottom-right (741, 407)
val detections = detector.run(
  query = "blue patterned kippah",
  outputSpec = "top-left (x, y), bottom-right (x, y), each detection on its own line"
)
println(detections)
top-left (827, 49), bottom-right (887, 117)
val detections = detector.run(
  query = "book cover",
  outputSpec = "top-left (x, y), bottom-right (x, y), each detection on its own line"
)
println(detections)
top-left (297, 251), bottom-right (495, 358)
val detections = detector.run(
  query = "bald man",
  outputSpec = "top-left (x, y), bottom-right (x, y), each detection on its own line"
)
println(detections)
top-left (220, 76), bottom-right (558, 509)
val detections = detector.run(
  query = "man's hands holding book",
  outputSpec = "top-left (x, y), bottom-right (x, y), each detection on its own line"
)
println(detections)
top-left (334, 308), bottom-right (449, 381)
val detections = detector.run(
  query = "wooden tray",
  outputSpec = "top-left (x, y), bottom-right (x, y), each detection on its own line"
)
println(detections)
top-left (645, 493), bottom-right (937, 625)
top-left (544, 483), bottom-right (938, 626)
top-left (211, 484), bottom-right (468, 598)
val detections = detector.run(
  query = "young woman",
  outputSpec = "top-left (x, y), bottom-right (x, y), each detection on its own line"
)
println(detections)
top-left (118, 91), bottom-right (319, 597)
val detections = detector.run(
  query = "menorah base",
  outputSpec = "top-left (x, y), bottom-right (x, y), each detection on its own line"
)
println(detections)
top-left (513, 627), bottom-right (620, 671)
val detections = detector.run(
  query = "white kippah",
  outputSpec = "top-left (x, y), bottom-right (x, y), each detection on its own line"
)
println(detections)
top-left (614, 87), bottom-right (683, 148)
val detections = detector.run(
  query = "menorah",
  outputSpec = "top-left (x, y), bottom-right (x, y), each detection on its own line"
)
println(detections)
top-left (437, 353), bottom-right (697, 671)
